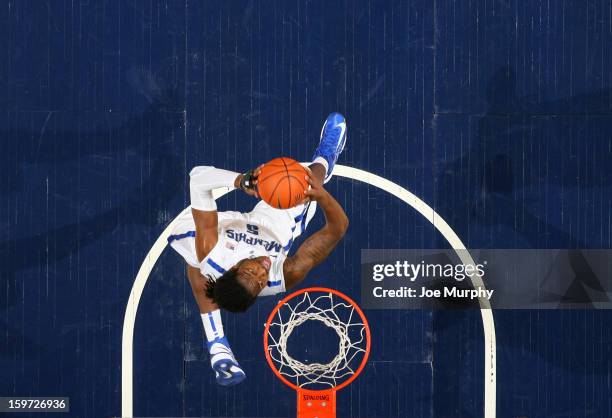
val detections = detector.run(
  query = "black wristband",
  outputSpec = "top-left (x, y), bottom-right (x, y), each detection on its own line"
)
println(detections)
top-left (240, 169), bottom-right (258, 191)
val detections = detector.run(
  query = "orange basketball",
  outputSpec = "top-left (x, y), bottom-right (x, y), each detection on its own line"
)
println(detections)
top-left (257, 157), bottom-right (309, 209)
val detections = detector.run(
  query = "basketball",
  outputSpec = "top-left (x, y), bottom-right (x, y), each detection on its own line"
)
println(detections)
top-left (257, 157), bottom-right (309, 209)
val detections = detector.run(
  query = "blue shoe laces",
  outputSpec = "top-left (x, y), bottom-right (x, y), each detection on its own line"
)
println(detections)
top-left (319, 125), bottom-right (340, 156)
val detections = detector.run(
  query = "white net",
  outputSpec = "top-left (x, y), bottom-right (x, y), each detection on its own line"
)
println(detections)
top-left (266, 290), bottom-right (368, 390)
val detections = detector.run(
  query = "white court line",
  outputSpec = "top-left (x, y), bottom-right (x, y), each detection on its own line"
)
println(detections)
top-left (121, 164), bottom-right (496, 418)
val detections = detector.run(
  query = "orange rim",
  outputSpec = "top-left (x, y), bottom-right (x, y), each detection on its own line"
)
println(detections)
top-left (263, 287), bottom-right (371, 394)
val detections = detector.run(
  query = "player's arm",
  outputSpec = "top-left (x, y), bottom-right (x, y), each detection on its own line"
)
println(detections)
top-left (192, 208), bottom-right (218, 263)
top-left (188, 165), bottom-right (262, 386)
top-left (187, 264), bottom-right (219, 310)
top-left (190, 165), bottom-right (262, 262)
top-left (283, 174), bottom-right (349, 289)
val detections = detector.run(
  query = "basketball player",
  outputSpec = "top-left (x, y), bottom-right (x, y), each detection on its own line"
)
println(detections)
top-left (168, 113), bottom-right (348, 386)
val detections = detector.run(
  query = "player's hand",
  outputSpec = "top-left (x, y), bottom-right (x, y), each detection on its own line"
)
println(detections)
top-left (303, 169), bottom-right (329, 203)
top-left (235, 164), bottom-right (263, 198)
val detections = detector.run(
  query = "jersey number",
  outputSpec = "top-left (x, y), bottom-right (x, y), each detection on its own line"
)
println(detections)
top-left (246, 224), bottom-right (259, 235)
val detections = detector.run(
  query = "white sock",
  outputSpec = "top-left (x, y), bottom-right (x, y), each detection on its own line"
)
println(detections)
top-left (201, 310), bottom-right (224, 343)
top-left (202, 311), bottom-right (239, 368)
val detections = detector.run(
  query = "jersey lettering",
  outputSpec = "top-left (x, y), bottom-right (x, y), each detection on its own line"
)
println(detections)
top-left (225, 229), bottom-right (283, 253)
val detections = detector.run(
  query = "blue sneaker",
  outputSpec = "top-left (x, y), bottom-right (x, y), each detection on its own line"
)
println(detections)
top-left (207, 337), bottom-right (246, 386)
top-left (312, 112), bottom-right (347, 182)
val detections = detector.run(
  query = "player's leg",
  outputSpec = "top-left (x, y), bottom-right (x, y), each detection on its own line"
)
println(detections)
top-left (186, 264), bottom-right (246, 386)
top-left (308, 162), bottom-right (326, 184)
top-left (249, 112), bottom-right (347, 243)
top-left (291, 112), bottom-right (347, 237)
top-left (312, 112), bottom-right (347, 184)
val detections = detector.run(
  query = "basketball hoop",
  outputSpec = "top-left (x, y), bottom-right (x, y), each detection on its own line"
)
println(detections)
top-left (263, 287), bottom-right (371, 418)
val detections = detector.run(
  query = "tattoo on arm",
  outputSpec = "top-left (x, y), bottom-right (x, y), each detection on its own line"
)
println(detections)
top-left (284, 227), bottom-right (343, 289)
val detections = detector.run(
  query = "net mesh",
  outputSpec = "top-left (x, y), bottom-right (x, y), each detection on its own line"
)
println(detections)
top-left (266, 291), bottom-right (368, 389)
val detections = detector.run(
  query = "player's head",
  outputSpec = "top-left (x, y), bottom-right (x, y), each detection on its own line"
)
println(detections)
top-left (205, 256), bottom-right (271, 312)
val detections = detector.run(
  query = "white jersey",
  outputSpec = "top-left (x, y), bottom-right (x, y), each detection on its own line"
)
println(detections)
top-left (168, 200), bottom-right (316, 296)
